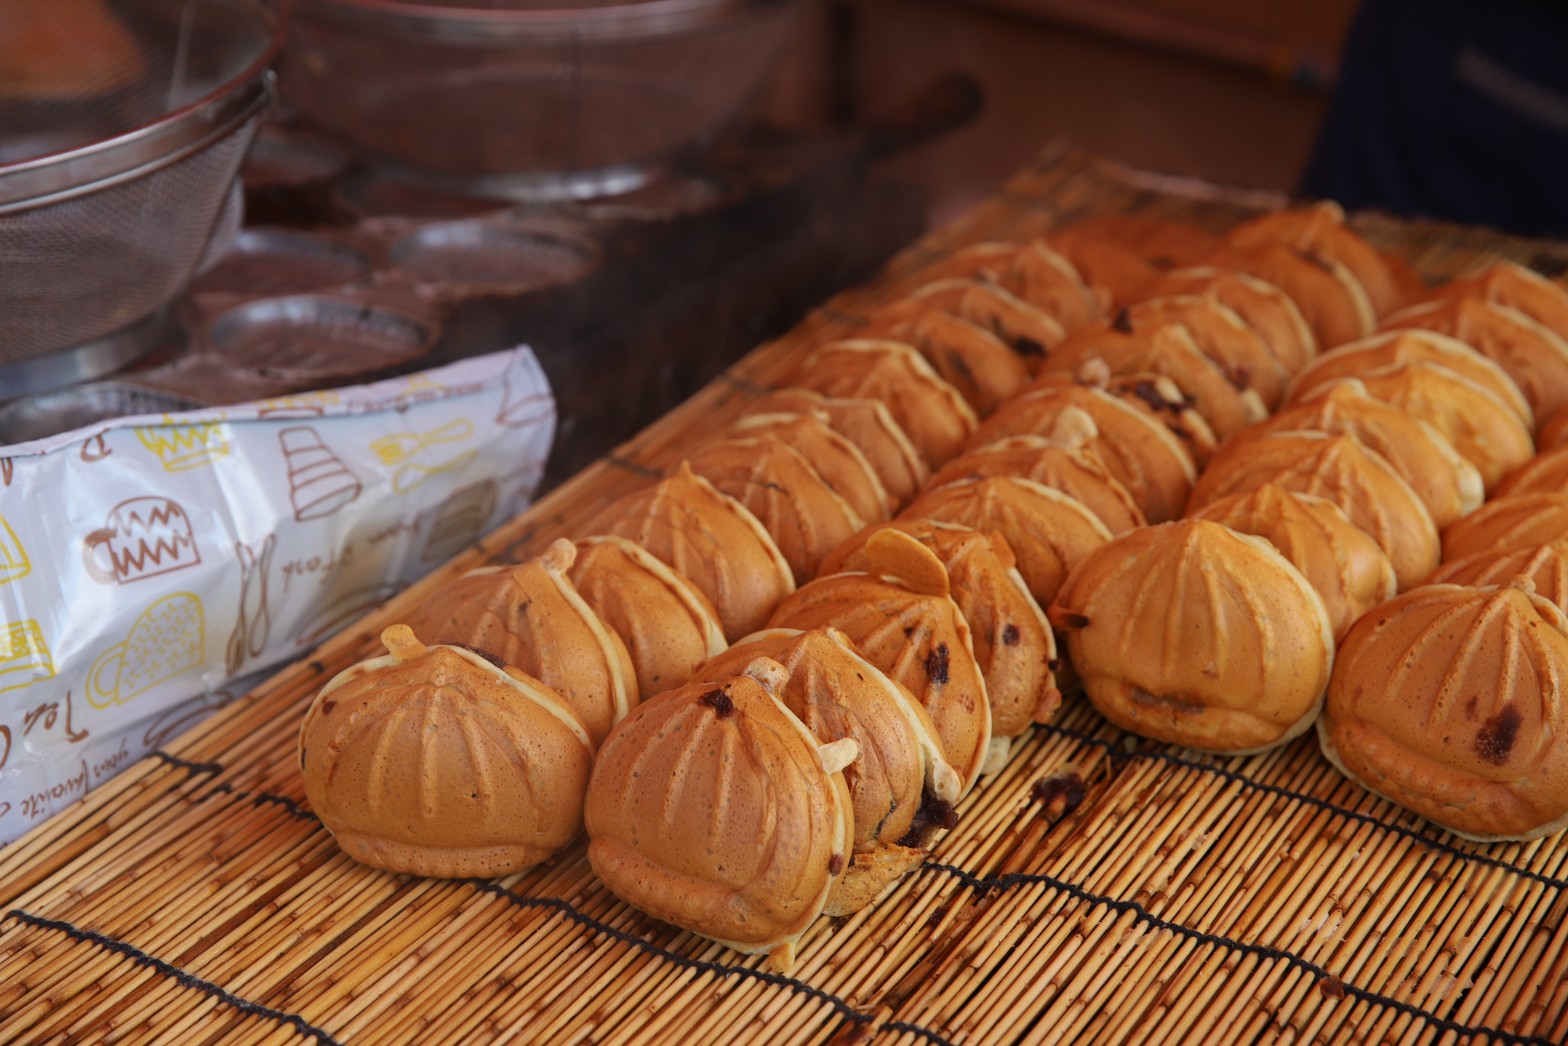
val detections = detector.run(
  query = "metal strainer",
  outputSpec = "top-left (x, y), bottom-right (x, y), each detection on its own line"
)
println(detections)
top-left (0, 0), bottom-right (284, 396)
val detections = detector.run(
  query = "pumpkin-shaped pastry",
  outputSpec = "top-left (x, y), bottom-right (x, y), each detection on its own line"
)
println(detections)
top-left (1442, 493), bottom-right (1568, 562)
top-left (1048, 212), bottom-right (1221, 271)
top-left (585, 659), bottom-right (858, 971)
top-left (1431, 542), bottom-right (1568, 616)
top-left (1049, 519), bottom-right (1335, 754)
top-left (903, 475), bottom-right (1112, 608)
top-left (907, 277), bottom-right (1066, 369)
top-left (1191, 485), bottom-right (1397, 641)
top-left (1224, 201), bottom-right (1404, 317)
top-left (1041, 231), bottom-right (1160, 308)
top-left (1124, 294), bottom-right (1291, 408)
top-left (1203, 242), bottom-right (1375, 349)
top-left (1235, 377), bottom-right (1483, 528)
top-left (299, 625), bottom-right (594, 877)
top-left (1287, 329), bottom-right (1533, 430)
top-left (1426, 260), bottom-right (1568, 343)
top-left (821, 518), bottom-right (1061, 736)
top-left (1497, 444), bottom-right (1568, 498)
top-left (795, 340), bottom-right (977, 466)
top-left (685, 433), bottom-right (865, 584)
top-left (769, 529), bottom-right (994, 792)
top-left (747, 388), bottom-right (929, 507)
top-left (926, 413), bottom-right (1146, 535)
top-left (584, 462), bottom-right (794, 642)
top-left (1026, 366), bottom-right (1219, 467)
top-left (730, 412), bottom-right (894, 523)
top-left (1319, 582), bottom-right (1568, 840)
top-left (856, 298), bottom-right (1028, 414)
top-left (1144, 266), bottom-right (1318, 373)
top-left (692, 628), bottom-right (962, 914)
top-left (1041, 323), bottom-right (1268, 439)
top-left (408, 538), bottom-right (635, 745)
top-left (976, 383), bottom-right (1197, 523)
top-left (1382, 296), bottom-right (1568, 421)
top-left (569, 536), bottom-right (726, 698)
top-left (1188, 430), bottom-right (1440, 591)
top-left (1000, 240), bottom-right (1104, 331)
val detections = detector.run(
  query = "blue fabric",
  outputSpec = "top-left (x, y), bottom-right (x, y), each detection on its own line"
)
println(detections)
top-left (1300, 0), bottom-right (1568, 238)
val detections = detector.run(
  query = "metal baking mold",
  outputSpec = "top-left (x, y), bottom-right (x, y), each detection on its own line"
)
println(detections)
top-left (387, 218), bottom-right (600, 291)
top-left (207, 294), bottom-right (440, 383)
top-left (193, 229), bottom-right (374, 297)
top-left (0, 381), bottom-right (204, 445)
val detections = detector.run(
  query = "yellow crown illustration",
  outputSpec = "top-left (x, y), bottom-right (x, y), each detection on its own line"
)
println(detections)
top-left (135, 416), bottom-right (231, 472)
top-left (0, 515), bottom-right (30, 585)
top-left (257, 390), bottom-right (343, 417)
top-left (0, 619), bottom-right (55, 694)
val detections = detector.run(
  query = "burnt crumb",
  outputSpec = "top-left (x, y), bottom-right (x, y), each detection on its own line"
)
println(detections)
top-left (1031, 772), bottom-right (1086, 817)
top-left (926, 905), bottom-right (950, 929)
top-left (699, 689), bottom-right (736, 718)
top-left (320, 700), bottom-right (336, 716)
top-left (1319, 976), bottom-right (1346, 1001)
top-left (452, 644), bottom-right (506, 669)
top-left (1001, 623), bottom-right (1021, 647)
top-left (1013, 336), bottom-right (1046, 358)
top-left (1127, 379), bottom-right (1171, 413)
top-left (1047, 657), bottom-right (1063, 672)
top-left (949, 353), bottom-right (975, 384)
top-left (1111, 307), bottom-right (1134, 333)
top-left (896, 789), bottom-right (961, 849)
top-left (924, 643), bottom-right (951, 685)
top-left (1056, 611), bottom-right (1091, 629)
top-left (828, 853), bottom-right (845, 875)
top-left (1475, 706), bottom-right (1521, 765)
top-left (1224, 366), bottom-right (1251, 392)
top-left (1165, 422), bottom-right (1197, 443)
top-left (300, 747), bottom-right (307, 770)
top-left (309, 660), bottom-right (327, 674)
top-left (1296, 248), bottom-right (1337, 274)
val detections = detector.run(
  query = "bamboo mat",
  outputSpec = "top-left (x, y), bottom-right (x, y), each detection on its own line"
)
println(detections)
top-left (5, 148), bottom-right (1568, 1045)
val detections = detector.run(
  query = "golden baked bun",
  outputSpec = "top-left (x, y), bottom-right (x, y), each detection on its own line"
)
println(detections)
top-left (1048, 213), bottom-right (1221, 271)
top-left (1441, 493), bottom-right (1568, 563)
top-left (903, 475), bottom-right (1112, 609)
top-left (1430, 542), bottom-right (1568, 615)
top-left (585, 462), bottom-right (794, 642)
top-left (926, 415), bottom-right (1146, 536)
top-left (1497, 444), bottom-right (1568, 498)
top-left (1234, 378), bottom-right (1483, 529)
top-left (1188, 430), bottom-right (1440, 591)
top-left (1382, 296), bottom-right (1568, 421)
top-left (747, 388), bottom-right (929, 507)
top-left (1426, 261), bottom-right (1568, 344)
top-left (769, 529), bottom-right (994, 792)
top-left (1319, 582), bottom-right (1568, 841)
top-left (1224, 201), bottom-right (1404, 317)
top-left (1025, 366), bottom-right (1219, 467)
top-left (857, 299), bottom-right (1029, 414)
top-left (999, 241), bottom-right (1104, 332)
top-left (730, 412), bottom-right (894, 523)
top-left (907, 277), bottom-right (1067, 370)
top-left (1124, 294), bottom-right (1290, 409)
top-left (408, 538), bottom-right (635, 746)
top-left (1287, 329), bottom-right (1533, 430)
top-left (1203, 242), bottom-right (1375, 349)
top-left (685, 434), bottom-right (865, 584)
top-left (820, 518), bottom-right (1061, 736)
top-left (975, 383), bottom-right (1196, 523)
top-left (1049, 519), bottom-right (1334, 753)
top-left (692, 628), bottom-right (962, 914)
top-left (795, 340), bottom-right (977, 467)
top-left (299, 625), bottom-right (594, 877)
top-left (1191, 485), bottom-right (1396, 641)
top-left (1541, 404), bottom-right (1568, 451)
top-left (585, 659), bottom-right (857, 971)
top-left (569, 536), bottom-right (726, 698)
top-left (1039, 323), bottom-right (1268, 439)
top-left (1144, 266), bottom-right (1318, 373)
top-left (1041, 232), bottom-right (1161, 308)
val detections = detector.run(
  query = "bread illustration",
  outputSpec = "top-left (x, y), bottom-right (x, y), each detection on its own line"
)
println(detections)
top-left (279, 427), bottom-right (362, 522)
top-left (88, 593), bottom-right (205, 709)
top-left (0, 619), bottom-right (55, 695)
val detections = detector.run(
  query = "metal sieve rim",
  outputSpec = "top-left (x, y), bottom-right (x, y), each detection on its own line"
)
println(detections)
top-left (0, 0), bottom-right (286, 215)
top-left (297, 0), bottom-right (791, 45)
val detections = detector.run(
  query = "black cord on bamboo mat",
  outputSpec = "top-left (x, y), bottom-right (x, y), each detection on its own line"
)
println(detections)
top-left (469, 880), bottom-right (959, 1046)
top-left (149, 750), bottom-right (223, 775)
top-left (603, 455), bottom-right (665, 480)
top-left (919, 861), bottom-right (1557, 1046)
top-left (1038, 722), bottom-right (1568, 891)
top-left (3, 910), bottom-right (342, 1046)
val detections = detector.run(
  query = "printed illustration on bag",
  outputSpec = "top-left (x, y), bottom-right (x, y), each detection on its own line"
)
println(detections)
top-left (226, 534), bottom-right (276, 676)
top-left (497, 364), bottom-right (552, 428)
top-left (279, 426), bottom-right (362, 522)
top-left (0, 620), bottom-right (55, 695)
top-left (258, 389), bottom-right (340, 418)
top-left (143, 688), bottom-right (239, 750)
top-left (370, 418), bottom-right (478, 495)
top-left (293, 581), bottom-right (403, 649)
top-left (135, 417), bottom-right (230, 472)
top-left (82, 497), bottom-right (201, 585)
top-left (0, 515), bottom-right (30, 585)
top-left (1, 459), bottom-right (13, 487)
top-left (87, 593), bottom-right (205, 710)
top-left (79, 433), bottom-right (112, 463)
top-left (420, 479), bottom-right (497, 564)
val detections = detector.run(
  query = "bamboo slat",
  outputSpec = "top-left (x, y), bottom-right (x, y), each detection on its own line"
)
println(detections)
top-left (3, 147), bottom-right (1568, 1044)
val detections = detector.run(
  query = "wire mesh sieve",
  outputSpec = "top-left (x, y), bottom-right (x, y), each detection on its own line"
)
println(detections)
top-left (0, 0), bottom-right (283, 388)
